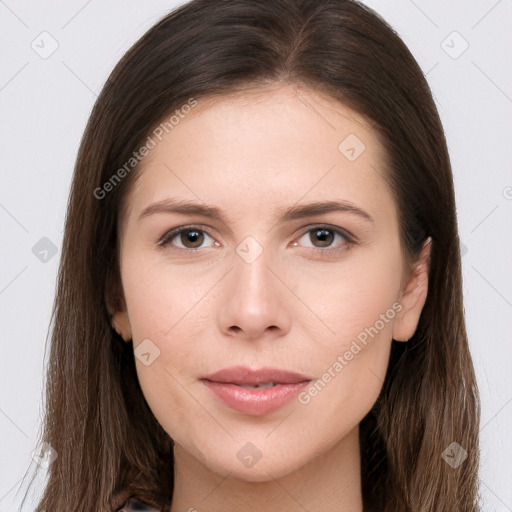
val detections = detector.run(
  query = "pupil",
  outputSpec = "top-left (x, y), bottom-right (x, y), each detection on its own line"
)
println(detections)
top-left (312, 229), bottom-right (333, 247)
top-left (182, 230), bottom-right (203, 248)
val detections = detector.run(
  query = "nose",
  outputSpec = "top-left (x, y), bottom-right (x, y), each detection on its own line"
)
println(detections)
top-left (216, 244), bottom-right (292, 341)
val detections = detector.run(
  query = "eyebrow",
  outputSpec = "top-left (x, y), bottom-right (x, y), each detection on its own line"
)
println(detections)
top-left (137, 198), bottom-right (374, 225)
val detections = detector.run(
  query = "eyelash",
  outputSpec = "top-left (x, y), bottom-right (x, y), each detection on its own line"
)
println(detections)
top-left (157, 224), bottom-right (356, 256)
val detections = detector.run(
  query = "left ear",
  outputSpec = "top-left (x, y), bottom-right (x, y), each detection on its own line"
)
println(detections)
top-left (392, 237), bottom-right (432, 342)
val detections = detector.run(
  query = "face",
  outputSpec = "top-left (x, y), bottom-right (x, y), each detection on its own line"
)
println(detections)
top-left (111, 84), bottom-right (430, 482)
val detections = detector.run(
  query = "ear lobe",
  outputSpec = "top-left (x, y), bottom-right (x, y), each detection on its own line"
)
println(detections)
top-left (392, 237), bottom-right (432, 342)
top-left (105, 268), bottom-right (132, 343)
top-left (111, 310), bottom-right (132, 343)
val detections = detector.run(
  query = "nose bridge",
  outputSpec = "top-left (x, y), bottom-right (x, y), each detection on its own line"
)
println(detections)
top-left (233, 237), bottom-right (276, 309)
top-left (216, 235), bottom-right (290, 339)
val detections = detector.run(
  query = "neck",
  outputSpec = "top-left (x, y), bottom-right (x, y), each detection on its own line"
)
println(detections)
top-left (170, 426), bottom-right (363, 512)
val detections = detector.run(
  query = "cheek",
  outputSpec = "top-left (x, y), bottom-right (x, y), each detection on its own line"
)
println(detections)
top-left (295, 339), bottom-right (391, 463)
top-left (293, 240), bottom-right (403, 352)
top-left (120, 255), bottom-right (222, 422)
top-left (121, 253), bottom-right (217, 343)
top-left (290, 245), bottom-right (401, 421)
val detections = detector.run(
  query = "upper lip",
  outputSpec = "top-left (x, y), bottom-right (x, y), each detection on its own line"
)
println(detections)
top-left (201, 366), bottom-right (313, 386)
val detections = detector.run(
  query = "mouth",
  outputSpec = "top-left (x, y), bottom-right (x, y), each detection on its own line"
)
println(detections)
top-left (200, 366), bottom-right (314, 415)
top-left (201, 365), bottom-right (313, 386)
top-left (224, 381), bottom-right (286, 389)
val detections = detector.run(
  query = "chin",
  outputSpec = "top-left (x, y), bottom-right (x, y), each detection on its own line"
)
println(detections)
top-left (199, 444), bottom-right (307, 483)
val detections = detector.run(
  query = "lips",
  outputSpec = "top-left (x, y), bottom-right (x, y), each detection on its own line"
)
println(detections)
top-left (200, 366), bottom-right (314, 415)
top-left (201, 366), bottom-right (313, 386)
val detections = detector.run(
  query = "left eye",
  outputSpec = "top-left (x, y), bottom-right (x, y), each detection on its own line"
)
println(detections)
top-left (296, 226), bottom-right (351, 249)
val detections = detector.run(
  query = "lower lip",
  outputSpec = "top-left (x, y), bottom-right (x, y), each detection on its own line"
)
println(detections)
top-left (201, 380), bottom-right (311, 415)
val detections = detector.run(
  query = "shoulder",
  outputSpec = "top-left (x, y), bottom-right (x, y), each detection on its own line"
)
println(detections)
top-left (118, 497), bottom-right (162, 511)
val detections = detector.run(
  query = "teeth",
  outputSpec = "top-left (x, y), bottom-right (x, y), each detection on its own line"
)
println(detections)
top-left (239, 382), bottom-right (276, 389)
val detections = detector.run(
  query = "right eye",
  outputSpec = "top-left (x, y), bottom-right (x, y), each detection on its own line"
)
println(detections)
top-left (158, 225), bottom-right (219, 250)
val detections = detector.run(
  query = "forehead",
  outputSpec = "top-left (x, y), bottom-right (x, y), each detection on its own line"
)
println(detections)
top-left (121, 84), bottom-right (395, 232)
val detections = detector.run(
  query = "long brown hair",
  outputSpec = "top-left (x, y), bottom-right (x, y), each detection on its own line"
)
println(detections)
top-left (21, 0), bottom-right (481, 510)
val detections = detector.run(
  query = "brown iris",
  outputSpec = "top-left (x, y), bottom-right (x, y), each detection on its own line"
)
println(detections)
top-left (310, 228), bottom-right (334, 247)
top-left (180, 229), bottom-right (204, 248)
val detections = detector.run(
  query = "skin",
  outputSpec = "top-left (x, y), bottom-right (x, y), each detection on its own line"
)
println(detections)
top-left (110, 83), bottom-right (431, 512)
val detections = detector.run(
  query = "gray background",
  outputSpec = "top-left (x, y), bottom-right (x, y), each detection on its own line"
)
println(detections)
top-left (0, 0), bottom-right (511, 510)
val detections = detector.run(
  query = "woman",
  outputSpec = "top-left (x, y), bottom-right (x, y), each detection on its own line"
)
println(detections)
top-left (21, 0), bottom-right (481, 510)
